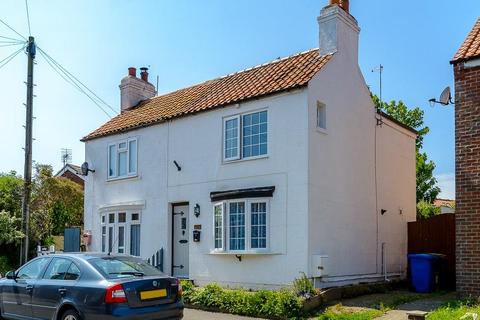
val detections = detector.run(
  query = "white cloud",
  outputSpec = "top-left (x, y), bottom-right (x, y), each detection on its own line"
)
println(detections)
top-left (436, 173), bottom-right (455, 200)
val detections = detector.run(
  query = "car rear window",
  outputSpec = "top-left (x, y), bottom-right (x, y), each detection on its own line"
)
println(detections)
top-left (89, 256), bottom-right (164, 279)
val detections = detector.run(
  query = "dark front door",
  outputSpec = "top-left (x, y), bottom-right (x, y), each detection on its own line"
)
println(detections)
top-left (2, 257), bottom-right (50, 319)
top-left (172, 204), bottom-right (189, 278)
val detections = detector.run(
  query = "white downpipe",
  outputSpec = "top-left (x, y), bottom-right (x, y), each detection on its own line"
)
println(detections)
top-left (382, 242), bottom-right (390, 282)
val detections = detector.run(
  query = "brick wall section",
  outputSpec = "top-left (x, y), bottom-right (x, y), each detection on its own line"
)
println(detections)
top-left (60, 171), bottom-right (84, 189)
top-left (454, 61), bottom-right (480, 296)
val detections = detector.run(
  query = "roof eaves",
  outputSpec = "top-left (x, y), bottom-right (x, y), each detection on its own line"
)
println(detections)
top-left (378, 111), bottom-right (418, 135)
top-left (450, 54), bottom-right (480, 65)
top-left (81, 84), bottom-right (309, 142)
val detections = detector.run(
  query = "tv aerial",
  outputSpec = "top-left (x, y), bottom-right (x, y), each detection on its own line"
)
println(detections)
top-left (61, 148), bottom-right (72, 167)
top-left (429, 87), bottom-right (454, 107)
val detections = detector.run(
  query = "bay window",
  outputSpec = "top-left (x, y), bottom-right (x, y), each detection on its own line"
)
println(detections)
top-left (108, 138), bottom-right (137, 179)
top-left (223, 110), bottom-right (268, 162)
top-left (212, 199), bottom-right (269, 252)
top-left (101, 211), bottom-right (141, 256)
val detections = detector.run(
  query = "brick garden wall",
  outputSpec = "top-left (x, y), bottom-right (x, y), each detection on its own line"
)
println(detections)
top-left (454, 61), bottom-right (480, 296)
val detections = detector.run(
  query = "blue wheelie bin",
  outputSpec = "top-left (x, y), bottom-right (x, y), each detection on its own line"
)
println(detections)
top-left (408, 253), bottom-right (444, 293)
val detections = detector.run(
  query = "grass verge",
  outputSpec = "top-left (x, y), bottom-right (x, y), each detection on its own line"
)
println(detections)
top-left (317, 305), bottom-right (383, 320)
top-left (427, 300), bottom-right (480, 320)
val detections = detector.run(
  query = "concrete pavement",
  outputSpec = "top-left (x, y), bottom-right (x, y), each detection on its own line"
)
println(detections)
top-left (374, 292), bottom-right (455, 320)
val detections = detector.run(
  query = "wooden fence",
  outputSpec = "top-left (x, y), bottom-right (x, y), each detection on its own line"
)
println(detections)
top-left (407, 213), bottom-right (455, 289)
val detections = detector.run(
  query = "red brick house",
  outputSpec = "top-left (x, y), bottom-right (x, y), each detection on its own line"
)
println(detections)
top-left (54, 164), bottom-right (85, 189)
top-left (452, 18), bottom-right (480, 296)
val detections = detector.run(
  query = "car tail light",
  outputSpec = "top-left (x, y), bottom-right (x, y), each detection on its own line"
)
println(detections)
top-left (176, 278), bottom-right (182, 298)
top-left (105, 283), bottom-right (127, 304)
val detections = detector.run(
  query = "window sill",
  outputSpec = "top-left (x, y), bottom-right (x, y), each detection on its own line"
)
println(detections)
top-left (222, 154), bottom-right (269, 165)
top-left (107, 174), bottom-right (139, 183)
top-left (316, 127), bottom-right (328, 135)
top-left (209, 250), bottom-right (280, 255)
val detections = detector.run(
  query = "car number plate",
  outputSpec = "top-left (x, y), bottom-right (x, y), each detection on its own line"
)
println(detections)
top-left (140, 289), bottom-right (167, 300)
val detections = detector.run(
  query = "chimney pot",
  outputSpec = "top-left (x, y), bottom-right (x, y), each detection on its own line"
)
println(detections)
top-left (128, 67), bottom-right (136, 77)
top-left (329, 0), bottom-right (349, 13)
top-left (140, 67), bottom-right (149, 82)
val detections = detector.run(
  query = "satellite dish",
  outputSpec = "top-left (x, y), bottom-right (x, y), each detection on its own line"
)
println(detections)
top-left (81, 162), bottom-right (95, 176)
top-left (439, 87), bottom-right (451, 105)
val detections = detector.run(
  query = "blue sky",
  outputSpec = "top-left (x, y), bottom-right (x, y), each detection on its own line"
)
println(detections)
top-left (0, 0), bottom-right (478, 199)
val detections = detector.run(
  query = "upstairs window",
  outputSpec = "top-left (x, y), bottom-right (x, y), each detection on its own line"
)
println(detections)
top-left (223, 110), bottom-right (268, 162)
top-left (316, 102), bottom-right (326, 130)
top-left (108, 138), bottom-right (137, 179)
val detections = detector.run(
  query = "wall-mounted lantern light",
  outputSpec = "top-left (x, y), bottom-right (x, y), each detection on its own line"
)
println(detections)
top-left (194, 204), bottom-right (200, 218)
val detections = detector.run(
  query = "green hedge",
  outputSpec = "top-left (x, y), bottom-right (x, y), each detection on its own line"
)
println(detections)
top-left (181, 281), bottom-right (304, 319)
top-left (0, 256), bottom-right (13, 275)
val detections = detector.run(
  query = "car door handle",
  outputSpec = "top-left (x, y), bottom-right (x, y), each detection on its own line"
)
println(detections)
top-left (25, 285), bottom-right (33, 292)
top-left (58, 288), bottom-right (67, 295)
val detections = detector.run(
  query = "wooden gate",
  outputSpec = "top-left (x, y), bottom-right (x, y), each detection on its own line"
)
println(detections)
top-left (408, 213), bottom-right (455, 289)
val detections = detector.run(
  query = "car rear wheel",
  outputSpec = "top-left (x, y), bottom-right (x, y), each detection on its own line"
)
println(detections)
top-left (61, 309), bottom-right (81, 320)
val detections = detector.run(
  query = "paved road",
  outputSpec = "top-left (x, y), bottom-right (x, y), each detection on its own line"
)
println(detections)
top-left (184, 308), bottom-right (260, 320)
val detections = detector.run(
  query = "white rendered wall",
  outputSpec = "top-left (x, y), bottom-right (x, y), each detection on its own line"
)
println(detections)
top-left (306, 50), bottom-right (416, 285)
top-left (84, 89), bottom-right (311, 288)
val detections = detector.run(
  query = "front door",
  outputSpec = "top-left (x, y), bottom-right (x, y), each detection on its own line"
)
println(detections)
top-left (172, 204), bottom-right (189, 278)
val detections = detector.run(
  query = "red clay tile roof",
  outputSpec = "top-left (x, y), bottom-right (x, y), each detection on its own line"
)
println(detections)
top-left (82, 49), bottom-right (333, 141)
top-left (452, 18), bottom-right (480, 63)
top-left (434, 198), bottom-right (455, 208)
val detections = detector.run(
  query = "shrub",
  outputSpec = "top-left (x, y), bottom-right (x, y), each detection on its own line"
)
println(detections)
top-left (416, 200), bottom-right (441, 220)
top-left (181, 282), bottom-right (304, 319)
top-left (0, 256), bottom-right (12, 276)
top-left (180, 280), bottom-right (195, 303)
top-left (293, 272), bottom-right (316, 299)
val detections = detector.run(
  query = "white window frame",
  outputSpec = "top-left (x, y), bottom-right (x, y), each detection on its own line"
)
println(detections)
top-left (101, 214), bottom-right (106, 253)
top-left (222, 109), bottom-right (268, 162)
top-left (129, 212), bottom-right (141, 256)
top-left (223, 115), bottom-right (241, 161)
top-left (212, 202), bottom-right (225, 252)
top-left (241, 110), bottom-right (268, 160)
top-left (117, 212), bottom-right (127, 254)
top-left (107, 138), bottom-right (138, 180)
top-left (316, 101), bottom-right (327, 133)
top-left (103, 211), bottom-right (141, 256)
top-left (212, 198), bottom-right (270, 253)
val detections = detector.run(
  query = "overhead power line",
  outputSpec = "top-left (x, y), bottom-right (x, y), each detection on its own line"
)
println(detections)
top-left (25, 0), bottom-right (31, 36)
top-left (0, 45), bottom-right (26, 71)
top-left (0, 35), bottom-right (24, 42)
top-left (0, 42), bottom-right (26, 48)
top-left (37, 47), bottom-right (118, 118)
top-left (0, 17), bottom-right (26, 40)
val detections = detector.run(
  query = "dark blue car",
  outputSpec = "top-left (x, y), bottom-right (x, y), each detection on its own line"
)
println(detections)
top-left (0, 253), bottom-right (183, 320)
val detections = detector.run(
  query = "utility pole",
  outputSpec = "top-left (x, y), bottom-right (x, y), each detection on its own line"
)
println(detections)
top-left (20, 36), bottom-right (35, 265)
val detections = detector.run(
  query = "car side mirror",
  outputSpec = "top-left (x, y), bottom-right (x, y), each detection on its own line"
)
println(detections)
top-left (5, 271), bottom-right (16, 280)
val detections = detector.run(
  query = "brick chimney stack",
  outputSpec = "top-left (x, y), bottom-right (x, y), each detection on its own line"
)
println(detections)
top-left (140, 67), bottom-right (149, 82)
top-left (329, 0), bottom-right (349, 13)
top-left (318, 0), bottom-right (359, 64)
top-left (119, 66), bottom-right (156, 113)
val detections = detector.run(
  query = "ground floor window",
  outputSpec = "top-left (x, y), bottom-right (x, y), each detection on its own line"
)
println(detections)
top-left (101, 211), bottom-right (141, 256)
top-left (213, 199), bottom-right (269, 252)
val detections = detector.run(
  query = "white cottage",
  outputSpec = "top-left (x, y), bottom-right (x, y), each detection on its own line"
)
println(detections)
top-left (82, 0), bottom-right (417, 289)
